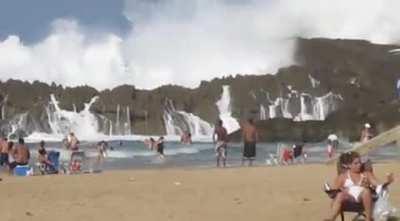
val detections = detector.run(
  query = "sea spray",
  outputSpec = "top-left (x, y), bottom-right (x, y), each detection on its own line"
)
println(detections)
top-left (215, 85), bottom-right (240, 134)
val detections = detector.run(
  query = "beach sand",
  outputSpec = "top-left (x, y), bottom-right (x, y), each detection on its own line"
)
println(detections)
top-left (1, 163), bottom-right (399, 221)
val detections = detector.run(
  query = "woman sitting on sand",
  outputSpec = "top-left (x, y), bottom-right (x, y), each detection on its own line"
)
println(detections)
top-left (38, 141), bottom-right (54, 169)
top-left (325, 151), bottom-right (394, 221)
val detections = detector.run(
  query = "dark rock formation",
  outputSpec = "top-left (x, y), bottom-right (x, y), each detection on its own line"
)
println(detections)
top-left (1, 38), bottom-right (400, 141)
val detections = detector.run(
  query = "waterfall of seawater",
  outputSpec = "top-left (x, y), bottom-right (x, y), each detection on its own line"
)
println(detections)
top-left (163, 99), bottom-right (213, 136)
top-left (1, 95), bottom-right (8, 120)
top-left (259, 105), bottom-right (267, 120)
top-left (108, 104), bottom-right (132, 136)
top-left (125, 106), bottom-right (132, 135)
top-left (259, 91), bottom-right (342, 121)
top-left (116, 104), bottom-right (121, 135)
top-left (215, 85), bottom-right (240, 134)
top-left (46, 94), bottom-right (102, 140)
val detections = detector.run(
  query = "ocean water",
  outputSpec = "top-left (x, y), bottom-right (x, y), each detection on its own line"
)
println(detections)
top-left (23, 140), bottom-right (400, 171)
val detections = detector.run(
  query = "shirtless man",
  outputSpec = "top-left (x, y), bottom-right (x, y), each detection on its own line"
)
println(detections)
top-left (213, 120), bottom-right (228, 167)
top-left (0, 137), bottom-right (9, 167)
top-left (241, 118), bottom-right (258, 166)
top-left (9, 138), bottom-right (30, 171)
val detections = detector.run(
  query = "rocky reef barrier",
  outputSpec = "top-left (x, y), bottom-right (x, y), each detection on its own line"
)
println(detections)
top-left (1, 38), bottom-right (400, 141)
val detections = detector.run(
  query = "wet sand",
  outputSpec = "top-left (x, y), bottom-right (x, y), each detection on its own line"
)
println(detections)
top-left (0, 163), bottom-right (399, 221)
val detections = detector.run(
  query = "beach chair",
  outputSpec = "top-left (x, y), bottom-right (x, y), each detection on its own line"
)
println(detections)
top-left (324, 183), bottom-right (372, 221)
top-left (292, 144), bottom-right (307, 164)
top-left (266, 144), bottom-right (284, 166)
top-left (324, 158), bottom-right (379, 221)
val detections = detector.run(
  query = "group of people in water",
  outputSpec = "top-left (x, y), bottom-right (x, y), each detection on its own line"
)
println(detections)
top-left (212, 119), bottom-right (377, 168)
top-left (0, 118), bottom-right (395, 221)
top-left (144, 136), bottom-right (165, 159)
top-left (0, 118), bottom-right (381, 175)
top-left (212, 118), bottom-right (259, 167)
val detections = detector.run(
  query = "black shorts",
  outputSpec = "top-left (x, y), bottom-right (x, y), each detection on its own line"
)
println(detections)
top-left (9, 161), bottom-right (27, 170)
top-left (157, 144), bottom-right (164, 155)
top-left (243, 142), bottom-right (256, 159)
top-left (0, 153), bottom-right (8, 166)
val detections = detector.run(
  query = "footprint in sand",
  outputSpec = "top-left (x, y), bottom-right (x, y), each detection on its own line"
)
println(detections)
top-left (233, 197), bottom-right (242, 205)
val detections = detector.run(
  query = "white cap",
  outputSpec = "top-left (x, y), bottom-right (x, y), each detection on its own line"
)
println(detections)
top-left (328, 134), bottom-right (338, 140)
top-left (364, 123), bottom-right (371, 128)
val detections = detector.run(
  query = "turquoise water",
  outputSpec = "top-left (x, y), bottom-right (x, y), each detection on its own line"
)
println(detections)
top-left (23, 140), bottom-right (400, 171)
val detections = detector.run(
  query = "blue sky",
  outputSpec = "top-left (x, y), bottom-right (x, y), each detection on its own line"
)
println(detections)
top-left (0, 0), bottom-right (399, 89)
top-left (0, 0), bottom-right (131, 43)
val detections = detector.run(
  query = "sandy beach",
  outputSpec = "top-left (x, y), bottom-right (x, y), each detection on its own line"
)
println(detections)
top-left (1, 163), bottom-right (399, 221)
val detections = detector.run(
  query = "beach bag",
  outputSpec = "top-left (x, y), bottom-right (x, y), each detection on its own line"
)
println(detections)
top-left (14, 165), bottom-right (32, 176)
top-left (373, 185), bottom-right (397, 221)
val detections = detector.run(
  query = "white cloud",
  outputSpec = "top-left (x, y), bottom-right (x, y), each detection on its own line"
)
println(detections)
top-left (1, 0), bottom-right (400, 90)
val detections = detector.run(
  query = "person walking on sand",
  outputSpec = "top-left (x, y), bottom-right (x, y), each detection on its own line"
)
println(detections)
top-left (360, 123), bottom-right (373, 143)
top-left (327, 133), bottom-right (339, 159)
top-left (241, 118), bottom-right (258, 166)
top-left (213, 119), bottom-right (228, 168)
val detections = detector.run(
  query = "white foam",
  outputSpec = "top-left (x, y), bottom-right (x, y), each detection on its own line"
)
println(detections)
top-left (216, 85), bottom-right (240, 134)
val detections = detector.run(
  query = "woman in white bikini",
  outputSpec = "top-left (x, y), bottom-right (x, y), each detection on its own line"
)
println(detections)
top-left (326, 151), bottom-right (394, 221)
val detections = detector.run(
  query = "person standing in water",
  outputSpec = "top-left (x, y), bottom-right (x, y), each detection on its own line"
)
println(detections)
top-left (67, 132), bottom-right (79, 151)
top-left (144, 137), bottom-right (156, 150)
top-left (213, 119), bottom-right (228, 168)
top-left (156, 137), bottom-right (165, 159)
top-left (92, 141), bottom-right (108, 171)
top-left (96, 141), bottom-right (108, 164)
top-left (180, 131), bottom-right (192, 145)
top-left (241, 118), bottom-right (258, 166)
